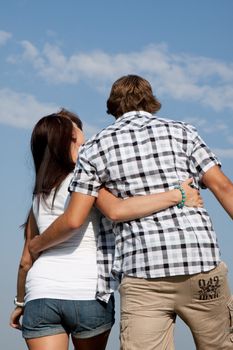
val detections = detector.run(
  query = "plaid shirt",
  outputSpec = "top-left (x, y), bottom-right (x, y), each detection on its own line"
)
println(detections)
top-left (69, 111), bottom-right (221, 298)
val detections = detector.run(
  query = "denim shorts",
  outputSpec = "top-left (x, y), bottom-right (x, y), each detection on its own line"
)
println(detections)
top-left (22, 296), bottom-right (115, 339)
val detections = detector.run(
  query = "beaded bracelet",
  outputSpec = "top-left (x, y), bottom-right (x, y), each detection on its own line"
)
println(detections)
top-left (175, 185), bottom-right (186, 209)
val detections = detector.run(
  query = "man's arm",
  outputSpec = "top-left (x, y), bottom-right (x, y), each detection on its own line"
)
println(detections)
top-left (202, 165), bottom-right (233, 219)
top-left (29, 192), bottom-right (95, 255)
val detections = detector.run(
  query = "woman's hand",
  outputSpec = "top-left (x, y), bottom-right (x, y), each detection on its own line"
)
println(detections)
top-left (9, 307), bottom-right (23, 330)
top-left (181, 178), bottom-right (203, 207)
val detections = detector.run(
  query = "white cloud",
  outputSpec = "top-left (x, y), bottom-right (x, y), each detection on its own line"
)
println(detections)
top-left (180, 117), bottom-right (233, 148)
top-left (8, 41), bottom-right (233, 112)
top-left (83, 122), bottom-right (101, 139)
top-left (0, 88), bottom-right (100, 136)
top-left (9, 41), bottom-right (233, 111)
top-left (0, 30), bottom-right (12, 46)
top-left (213, 148), bottom-right (233, 159)
top-left (202, 121), bottom-right (228, 134)
top-left (227, 136), bottom-right (233, 145)
top-left (0, 88), bottom-right (58, 128)
top-left (183, 117), bottom-right (208, 129)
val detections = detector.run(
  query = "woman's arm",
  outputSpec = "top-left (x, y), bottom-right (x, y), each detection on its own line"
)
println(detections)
top-left (29, 179), bottom-right (202, 255)
top-left (29, 193), bottom-right (95, 255)
top-left (96, 178), bottom-right (203, 222)
top-left (10, 209), bottom-right (39, 330)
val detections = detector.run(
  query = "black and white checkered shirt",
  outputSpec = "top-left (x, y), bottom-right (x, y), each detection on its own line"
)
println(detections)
top-left (69, 111), bottom-right (221, 296)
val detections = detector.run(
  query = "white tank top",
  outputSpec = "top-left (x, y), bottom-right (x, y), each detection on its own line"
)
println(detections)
top-left (25, 173), bottom-right (100, 303)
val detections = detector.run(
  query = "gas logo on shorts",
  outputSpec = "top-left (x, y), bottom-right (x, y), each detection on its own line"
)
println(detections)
top-left (198, 276), bottom-right (221, 300)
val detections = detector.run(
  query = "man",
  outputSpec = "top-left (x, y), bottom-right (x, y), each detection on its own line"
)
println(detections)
top-left (30, 75), bottom-right (233, 349)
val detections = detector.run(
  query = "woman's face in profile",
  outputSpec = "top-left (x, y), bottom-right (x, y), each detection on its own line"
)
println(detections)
top-left (70, 124), bottom-right (85, 162)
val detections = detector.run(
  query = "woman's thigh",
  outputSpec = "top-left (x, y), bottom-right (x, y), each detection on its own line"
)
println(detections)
top-left (71, 330), bottom-right (111, 350)
top-left (26, 333), bottom-right (69, 350)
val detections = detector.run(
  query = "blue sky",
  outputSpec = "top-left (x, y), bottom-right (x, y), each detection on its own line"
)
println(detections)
top-left (1, 1), bottom-right (232, 349)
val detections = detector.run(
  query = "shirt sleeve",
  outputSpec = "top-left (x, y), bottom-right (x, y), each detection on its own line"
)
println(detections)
top-left (69, 144), bottom-right (102, 197)
top-left (186, 124), bottom-right (221, 188)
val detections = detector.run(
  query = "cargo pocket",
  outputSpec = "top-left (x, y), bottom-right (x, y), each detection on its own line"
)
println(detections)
top-left (120, 318), bottom-right (129, 350)
top-left (227, 296), bottom-right (233, 343)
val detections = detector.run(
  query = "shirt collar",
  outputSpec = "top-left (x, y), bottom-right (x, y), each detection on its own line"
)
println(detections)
top-left (115, 110), bottom-right (153, 123)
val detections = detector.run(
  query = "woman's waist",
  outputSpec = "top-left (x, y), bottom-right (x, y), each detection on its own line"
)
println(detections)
top-left (25, 277), bottom-right (98, 303)
top-left (30, 255), bottom-right (97, 273)
top-left (42, 244), bottom-right (97, 257)
top-left (27, 260), bottom-right (98, 283)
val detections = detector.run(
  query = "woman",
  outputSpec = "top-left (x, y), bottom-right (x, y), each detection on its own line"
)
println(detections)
top-left (10, 109), bottom-right (202, 350)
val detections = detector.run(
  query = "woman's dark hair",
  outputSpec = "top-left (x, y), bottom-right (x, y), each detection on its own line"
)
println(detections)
top-left (106, 74), bottom-right (161, 118)
top-left (31, 108), bottom-right (82, 201)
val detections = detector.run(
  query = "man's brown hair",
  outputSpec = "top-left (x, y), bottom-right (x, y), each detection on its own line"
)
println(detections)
top-left (106, 75), bottom-right (161, 118)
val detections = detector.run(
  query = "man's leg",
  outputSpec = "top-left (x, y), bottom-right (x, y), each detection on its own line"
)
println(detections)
top-left (119, 276), bottom-right (176, 350)
top-left (177, 262), bottom-right (233, 350)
